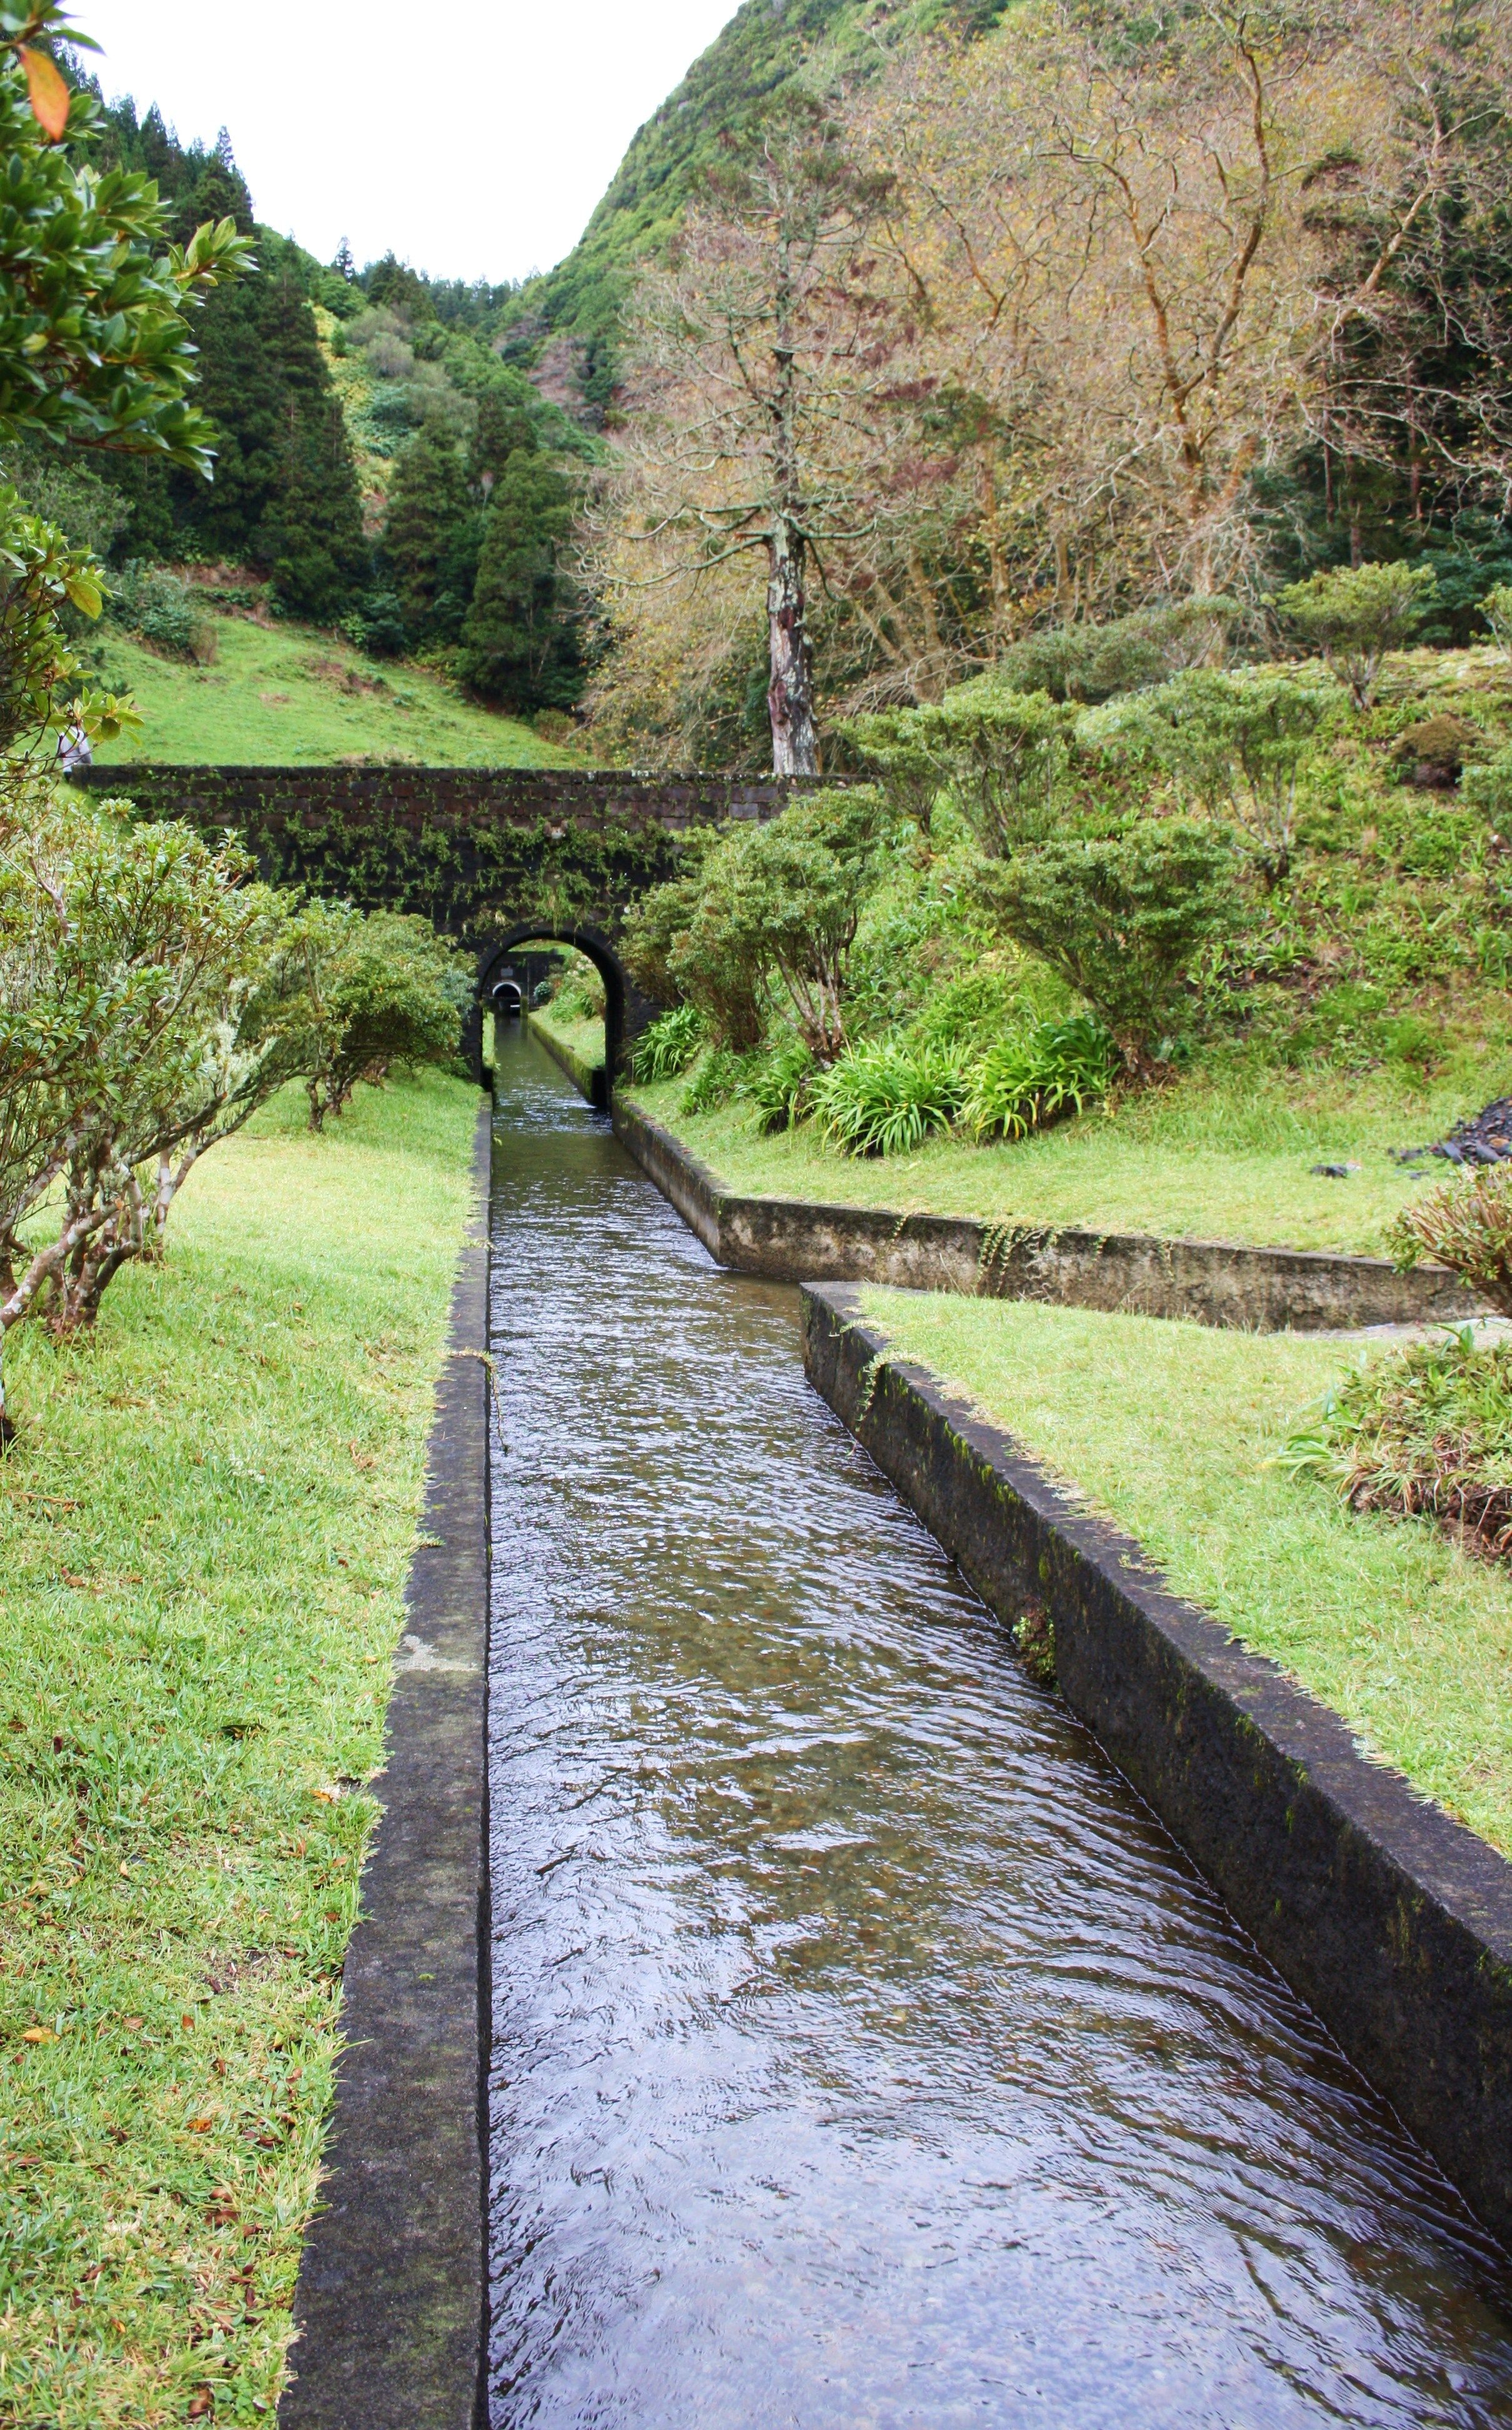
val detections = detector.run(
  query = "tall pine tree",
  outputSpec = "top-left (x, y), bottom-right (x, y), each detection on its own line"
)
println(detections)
top-left (382, 426), bottom-right (477, 641)
top-left (458, 449), bottom-right (583, 711)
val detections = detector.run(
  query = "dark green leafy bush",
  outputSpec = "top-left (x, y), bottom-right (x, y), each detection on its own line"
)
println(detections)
top-left (623, 832), bottom-right (765, 1051)
top-left (983, 819), bottom-right (1241, 1067)
top-left (110, 562), bottom-right (214, 664)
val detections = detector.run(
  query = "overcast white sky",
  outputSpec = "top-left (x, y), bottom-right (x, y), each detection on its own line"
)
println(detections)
top-left (80, 0), bottom-right (742, 284)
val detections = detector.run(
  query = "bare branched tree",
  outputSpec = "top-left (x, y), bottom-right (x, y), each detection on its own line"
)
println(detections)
top-left (594, 105), bottom-right (898, 774)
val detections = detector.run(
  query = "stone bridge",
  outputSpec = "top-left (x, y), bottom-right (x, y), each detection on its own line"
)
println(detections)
top-left (82, 766), bottom-right (803, 1084)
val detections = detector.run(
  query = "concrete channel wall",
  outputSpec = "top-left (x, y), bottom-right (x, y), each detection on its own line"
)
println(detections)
top-left (524, 1014), bottom-right (608, 1111)
top-left (280, 1106), bottom-right (493, 2430)
top-left (612, 1099), bottom-right (1477, 1332)
top-left (801, 1282), bottom-right (1512, 2254)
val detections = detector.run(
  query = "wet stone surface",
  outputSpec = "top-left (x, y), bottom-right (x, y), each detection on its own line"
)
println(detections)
top-left (486, 1025), bottom-right (1512, 2429)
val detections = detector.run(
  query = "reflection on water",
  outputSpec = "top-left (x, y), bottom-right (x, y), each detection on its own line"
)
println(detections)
top-left (486, 1024), bottom-right (1512, 2428)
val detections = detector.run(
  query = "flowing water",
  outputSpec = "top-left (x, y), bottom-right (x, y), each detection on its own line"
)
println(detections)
top-left (485, 1023), bottom-right (1512, 2428)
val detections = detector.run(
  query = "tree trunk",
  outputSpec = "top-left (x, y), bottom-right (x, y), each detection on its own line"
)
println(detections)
top-left (767, 518), bottom-right (819, 776)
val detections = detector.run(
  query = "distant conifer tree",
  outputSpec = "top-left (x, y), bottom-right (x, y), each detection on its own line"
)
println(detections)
top-left (382, 426), bottom-right (477, 641)
top-left (457, 449), bottom-right (583, 710)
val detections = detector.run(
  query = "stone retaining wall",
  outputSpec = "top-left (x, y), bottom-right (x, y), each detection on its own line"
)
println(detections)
top-left (802, 1281), bottom-right (1512, 2251)
top-left (280, 1105), bottom-right (492, 2429)
top-left (525, 1014), bottom-right (606, 1111)
top-left (613, 1099), bottom-right (1476, 1332)
top-left (82, 762), bottom-right (796, 838)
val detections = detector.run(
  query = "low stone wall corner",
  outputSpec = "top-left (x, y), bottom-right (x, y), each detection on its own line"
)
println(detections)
top-left (613, 1099), bottom-right (1475, 1333)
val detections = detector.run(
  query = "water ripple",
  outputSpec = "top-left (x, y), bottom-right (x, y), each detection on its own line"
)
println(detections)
top-left (487, 1028), bottom-right (1512, 2428)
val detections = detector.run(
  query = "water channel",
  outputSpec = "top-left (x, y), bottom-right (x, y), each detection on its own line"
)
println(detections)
top-left (485, 1021), bottom-right (1512, 2427)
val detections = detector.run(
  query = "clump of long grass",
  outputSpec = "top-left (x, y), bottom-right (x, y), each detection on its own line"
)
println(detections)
top-left (963, 1013), bottom-right (1120, 1142)
top-left (631, 1003), bottom-right (704, 1084)
top-left (1278, 1326), bottom-right (1512, 1559)
top-left (812, 1038), bottom-right (972, 1156)
top-left (747, 1036), bottom-right (818, 1133)
top-left (1391, 1164), bottom-right (1512, 1313)
top-left (680, 1045), bottom-right (750, 1114)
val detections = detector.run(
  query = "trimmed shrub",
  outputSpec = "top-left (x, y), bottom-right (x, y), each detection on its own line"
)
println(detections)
top-left (1082, 669), bottom-right (1337, 884)
top-left (983, 819), bottom-right (1241, 1068)
top-left (928, 686), bottom-right (1082, 856)
top-left (812, 1038), bottom-right (970, 1156)
top-left (1480, 583), bottom-right (1512, 658)
top-left (987, 598), bottom-right (1237, 704)
top-left (1275, 561), bottom-right (1436, 707)
top-left (963, 1013), bottom-right (1120, 1142)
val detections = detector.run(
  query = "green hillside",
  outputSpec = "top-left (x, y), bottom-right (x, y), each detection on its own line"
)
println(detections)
top-left (87, 617), bottom-right (577, 769)
top-left (519, 0), bottom-right (1008, 408)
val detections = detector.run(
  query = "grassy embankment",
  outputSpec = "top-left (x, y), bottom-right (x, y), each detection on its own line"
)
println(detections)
top-left (858, 1289), bottom-right (1512, 1859)
top-left (86, 614), bottom-right (578, 769)
top-left (624, 1061), bottom-right (1479, 1254)
top-left (0, 1069), bottom-right (479, 2426)
top-left (627, 645), bottom-right (1512, 1256)
top-left (526, 1002), bottom-right (605, 1093)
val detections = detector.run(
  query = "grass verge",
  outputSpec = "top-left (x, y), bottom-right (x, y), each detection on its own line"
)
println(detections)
top-left (0, 1069), bottom-right (480, 2426)
top-left (87, 616), bottom-right (577, 769)
top-left (623, 1056), bottom-right (1505, 1255)
top-left (528, 1004), bottom-right (605, 1082)
top-left (857, 1289), bottom-right (1512, 1861)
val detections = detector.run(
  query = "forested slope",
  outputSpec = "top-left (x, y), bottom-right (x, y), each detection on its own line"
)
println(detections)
top-left (515, 0), bottom-right (1010, 412)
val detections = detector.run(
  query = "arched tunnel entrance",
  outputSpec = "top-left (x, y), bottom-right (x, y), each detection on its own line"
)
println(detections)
top-left (475, 925), bottom-right (662, 1109)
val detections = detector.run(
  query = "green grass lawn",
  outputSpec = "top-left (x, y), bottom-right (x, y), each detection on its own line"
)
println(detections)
top-left (858, 1289), bottom-right (1512, 1859)
top-left (529, 1004), bottom-right (605, 1079)
top-left (0, 1069), bottom-right (480, 2426)
top-left (624, 1055), bottom-right (1503, 1255)
top-left (86, 615), bottom-right (578, 769)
